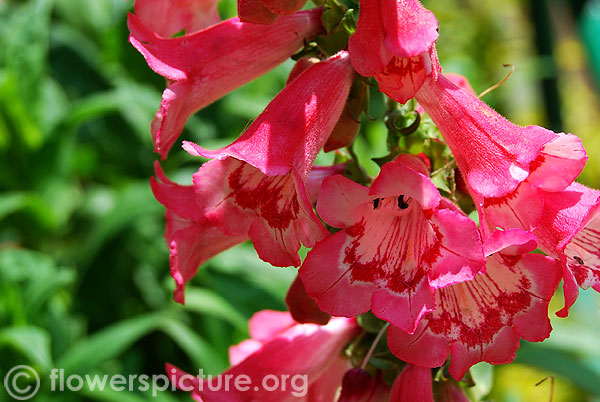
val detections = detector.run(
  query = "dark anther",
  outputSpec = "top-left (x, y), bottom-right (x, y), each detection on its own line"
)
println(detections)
top-left (573, 256), bottom-right (585, 265)
top-left (373, 198), bottom-right (381, 209)
top-left (397, 195), bottom-right (409, 210)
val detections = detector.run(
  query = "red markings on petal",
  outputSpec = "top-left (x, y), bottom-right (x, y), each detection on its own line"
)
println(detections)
top-left (194, 158), bottom-right (327, 267)
top-left (301, 158), bottom-right (484, 332)
top-left (388, 231), bottom-right (561, 380)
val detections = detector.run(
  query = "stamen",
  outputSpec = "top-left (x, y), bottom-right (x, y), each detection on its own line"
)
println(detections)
top-left (573, 256), bottom-right (585, 265)
top-left (397, 195), bottom-right (409, 210)
top-left (373, 198), bottom-right (381, 209)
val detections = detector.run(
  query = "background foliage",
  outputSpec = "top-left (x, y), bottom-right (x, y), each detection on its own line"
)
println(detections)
top-left (0, 0), bottom-right (599, 401)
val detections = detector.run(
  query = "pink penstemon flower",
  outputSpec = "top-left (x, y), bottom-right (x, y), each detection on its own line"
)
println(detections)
top-left (415, 74), bottom-right (587, 229)
top-left (167, 310), bottom-right (358, 402)
top-left (387, 229), bottom-right (561, 380)
top-left (184, 51), bottom-right (355, 268)
top-left (348, 0), bottom-right (440, 103)
top-left (299, 155), bottom-right (485, 333)
top-left (150, 162), bottom-right (247, 303)
top-left (532, 183), bottom-right (600, 316)
top-left (151, 161), bottom-right (346, 303)
top-left (128, 8), bottom-right (323, 158)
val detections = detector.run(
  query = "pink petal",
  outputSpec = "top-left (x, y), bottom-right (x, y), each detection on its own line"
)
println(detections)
top-left (134, 0), bottom-right (220, 38)
top-left (380, 0), bottom-right (439, 58)
top-left (305, 355), bottom-right (352, 402)
top-left (527, 133), bottom-right (587, 192)
top-left (305, 158), bottom-right (484, 332)
top-left (533, 183), bottom-right (600, 316)
top-left (387, 320), bottom-right (450, 369)
top-left (426, 209), bottom-right (485, 288)
top-left (482, 228), bottom-right (538, 257)
top-left (128, 9), bottom-right (323, 158)
top-left (370, 156), bottom-right (441, 210)
top-left (348, 0), bottom-right (391, 76)
top-left (534, 182), bottom-right (600, 254)
top-left (316, 175), bottom-right (373, 229)
top-left (228, 339), bottom-right (262, 365)
top-left (165, 216), bottom-right (245, 303)
top-left (150, 164), bottom-right (246, 303)
top-left (300, 230), bottom-right (377, 318)
top-left (389, 364), bottom-right (434, 402)
top-left (305, 164), bottom-right (346, 205)
top-left (388, 231), bottom-right (561, 380)
top-left (375, 52), bottom-right (430, 104)
top-left (416, 74), bottom-right (558, 199)
top-left (371, 278), bottom-right (436, 334)
top-left (193, 158), bottom-right (328, 267)
top-left (184, 51), bottom-right (354, 178)
top-left (480, 182), bottom-right (545, 235)
top-left (248, 310), bottom-right (297, 342)
top-left (198, 317), bottom-right (358, 401)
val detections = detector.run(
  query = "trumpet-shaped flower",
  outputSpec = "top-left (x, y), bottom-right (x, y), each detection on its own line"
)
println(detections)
top-left (150, 163), bottom-right (247, 303)
top-left (238, 0), bottom-right (308, 24)
top-left (167, 310), bottom-right (358, 402)
top-left (532, 183), bottom-right (600, 316)
top-left (299, 156), bottom-right (485, 333)
top-left (128, 9), bottom-right (323, 158)
top-left (185, 51), bottom-right (354, 267)
top-left (348, 0), bottom-right (440, 103)
top-left (133, 0), bottom-right (220, 38)
top-left (387, 229), bottom-right (561, 380)
top-left (415, 75), bottom-right (587, 201)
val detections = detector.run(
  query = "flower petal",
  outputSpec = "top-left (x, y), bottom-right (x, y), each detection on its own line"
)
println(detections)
top-left (184, 51), bottom-right (354, 177)
top-left (134, 0), bottom-right (220, 38)
top-left (380, 0), bottom-right (439, 58)
top-left (388, 235), bottom-right (561, 380)
top-left (416, 74), bottom-right (557, 199)
top-left (527, 133), bottom-right (587, 192)
top-left (193, 158), bottom-right (328, 267)
top-left (370, 156), bottom-right (440, 210)
top-left (150, 164), bottom-right (246, 303)
top-left (128, 9), bottom-right (323, 158)
top-left (348, 0), bottom-right (391, 76)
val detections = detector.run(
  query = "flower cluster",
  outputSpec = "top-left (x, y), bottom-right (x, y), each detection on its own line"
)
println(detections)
top-left (129, 0), bottom-right (599, 400)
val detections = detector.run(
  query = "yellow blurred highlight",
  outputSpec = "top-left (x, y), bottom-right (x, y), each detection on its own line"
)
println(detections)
top-left (487, 364), bottom-right (584, 402)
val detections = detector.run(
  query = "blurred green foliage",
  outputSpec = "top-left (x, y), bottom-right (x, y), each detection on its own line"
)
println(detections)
top-left (0, 0), bottom-right (599, 401)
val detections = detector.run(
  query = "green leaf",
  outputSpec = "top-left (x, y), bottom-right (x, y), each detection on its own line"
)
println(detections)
top-left (182, 288), bottom-right (248, 332)
top-left (56, 313), bottom-right (168, 373)
top-left (157, 316), bottom-right (228, 374)
top-left (76, 181), bottom-right (163, 269)
top-left (0, 192), bottom-right (28, 221)
top-left (0, 326), bottom-right (53, 371)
